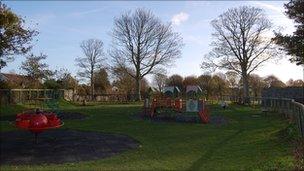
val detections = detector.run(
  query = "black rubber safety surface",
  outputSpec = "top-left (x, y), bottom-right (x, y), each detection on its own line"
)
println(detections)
top-left (0, 129), bottom-right (139, 165)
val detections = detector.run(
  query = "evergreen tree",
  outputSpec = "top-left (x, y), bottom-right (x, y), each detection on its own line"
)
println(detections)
top-left (274, 0), bottom-right (304, 65)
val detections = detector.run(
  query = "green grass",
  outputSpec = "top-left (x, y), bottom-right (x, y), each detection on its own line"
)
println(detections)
top-left (0, 102), bottom-right (295, 170)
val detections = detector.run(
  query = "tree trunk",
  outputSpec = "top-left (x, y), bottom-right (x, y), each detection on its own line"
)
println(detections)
top-left (135, 77), bottom-right (141, 101)
top-left (242, 73), bottom-right (250, 104)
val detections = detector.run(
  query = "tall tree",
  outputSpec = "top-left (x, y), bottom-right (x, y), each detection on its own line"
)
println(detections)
top-left (54, 68), bottom-right (78, 90)
top-left (286, 79), bottom-right (303, 87)
top-left (183, 76), bottom-right (198, 90)
top-left (112, 66), bottom-right (148, 96)
top-left (0, 2), bottom-right (37, 71)
top-left (264, 75), bottom-right (286, 88)
top-left (248, 74), bottom-right (266, 97)
top-left (210, 74), bottom-right (229, 98)
top-left (110, 8), bottom-right (183, 101)
top-left (112, 66), bottom-right (134, 94)
top-left (292, 79), bottom-right (304, 87)
top-left (94, 68), bottom-right (110, 94)
top-left (201, 6), bottom-right (277, 103)
top-left (225, 71), bottom-right (239, 88)
top-left (166, 74), bottom-right (183, 92)
top-left (153, 72), bottom-right (168, 92)
top-left (197, 74), bottom-right (212, 99)
top-left (75, 39), bottom-right (105, 100)
top-left (20, 53), bottom-right (52, 87)
top-left (274, 0), bottom-right (304, 65)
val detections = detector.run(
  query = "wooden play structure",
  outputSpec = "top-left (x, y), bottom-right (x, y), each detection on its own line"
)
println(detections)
top-left (143, 86), bottom-right (210, 124)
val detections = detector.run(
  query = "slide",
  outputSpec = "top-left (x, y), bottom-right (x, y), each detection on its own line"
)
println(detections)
top-left (198, 100), bottom-right (209, 124)
top-left (198, 108), bottom-right (209, 123)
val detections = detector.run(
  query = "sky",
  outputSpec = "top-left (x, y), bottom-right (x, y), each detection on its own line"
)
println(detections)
top-left (2, 0), bottom-right (303, 83)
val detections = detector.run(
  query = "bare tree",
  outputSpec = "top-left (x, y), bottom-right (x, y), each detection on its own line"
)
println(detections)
top-left (166, 74), bottom-right (184, 92)
top-left (286, 79), bottom-right (304, 87)
top-left (153, 73), bottom-right (168, 92)
top-left (210, 74), bottom-right (229, 99)
top-left (248, 74), bottom-right (266, 97)
top-left (198, 74), bottom-right (212, 99)
top-left (264, 75), bottom-right (286, 88)
top-left (225, 71), bottom-right (240, 88)
top-left (110, 8), bottom-right (183, 100)
top-left (201, 6), bottom-right (278, 103)
top-left (75, 39), bottom-right (105, 100)
top-left (112, 66), bottom-right (149, 96)
top-left (183, 76), bottom-right (198, 91)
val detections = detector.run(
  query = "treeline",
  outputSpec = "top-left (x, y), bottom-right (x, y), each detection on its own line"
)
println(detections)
top-left (1, 54), bottom-right (303, 100)
top-left (153, 72), bottom-right (303, 99)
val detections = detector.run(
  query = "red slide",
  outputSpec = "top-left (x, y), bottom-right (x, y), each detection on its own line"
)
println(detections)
top-left (199, 109), bottom-right (209, 123)
top-left (198, 100), bottom-right (209, 124)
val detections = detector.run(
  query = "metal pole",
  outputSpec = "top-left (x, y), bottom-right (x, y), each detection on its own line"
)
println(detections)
top-left (302, 66), bottom-right (304, 104)
top-left (34, 133), bottom-right (38, 144)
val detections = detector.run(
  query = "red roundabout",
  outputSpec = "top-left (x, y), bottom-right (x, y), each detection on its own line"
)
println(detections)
top-left (15, 110), bottom-right (64, 143)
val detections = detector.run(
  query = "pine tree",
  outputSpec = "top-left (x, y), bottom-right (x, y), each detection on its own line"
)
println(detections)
top-left (274, 0), bottom-right (304, 65)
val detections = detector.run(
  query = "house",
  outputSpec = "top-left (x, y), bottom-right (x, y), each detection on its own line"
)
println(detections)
top-left (0, 73), bottom-right (7, 82)
top-left (0, 73), bottom-right (40, 89)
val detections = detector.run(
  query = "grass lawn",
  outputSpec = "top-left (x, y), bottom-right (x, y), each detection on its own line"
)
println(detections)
top-left (0, 101), bottom-right (295, 170)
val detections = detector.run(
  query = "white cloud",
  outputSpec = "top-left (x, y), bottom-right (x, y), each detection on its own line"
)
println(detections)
top-left (253, 1), bottom-right (284, 13)
top-left (31, 13), bottom-right (56, 25)
top-left (251, 1), bottom-right (295, 34)
top-left (70, 8), bottom-right (106, 17)
top-left (171, 12), bottom-right (189, 26)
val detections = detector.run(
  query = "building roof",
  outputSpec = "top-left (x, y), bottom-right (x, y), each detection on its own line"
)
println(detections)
top-left (0, 73), bottom-right (7, 82)
top-left (2, 73), bottom-right (31, 82)
top-left (0, 73), bottom-right (38, 88)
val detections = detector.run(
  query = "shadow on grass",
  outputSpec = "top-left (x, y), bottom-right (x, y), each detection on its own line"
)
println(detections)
top-left (188, 129), bottom-right (243, 170)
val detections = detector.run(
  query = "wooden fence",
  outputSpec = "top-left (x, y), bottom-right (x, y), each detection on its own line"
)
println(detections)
top-left (219, 96), bottom-right (304, 138)
top-left (71, 93), bottom-right (141, 103)
top-left (260, 97), bottom-right (304, 138)
top-left (0, 89), bottom-right (64, 106)
top-left (0, 89), bottom-right (143, 105)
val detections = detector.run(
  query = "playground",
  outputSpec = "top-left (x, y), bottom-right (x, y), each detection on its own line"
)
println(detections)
top-left (1, 0), bottom-right (304, 169)
top-left (0, 98), bottom-right (296, 170)
top-left (136, 86), bottom-right (228, 125)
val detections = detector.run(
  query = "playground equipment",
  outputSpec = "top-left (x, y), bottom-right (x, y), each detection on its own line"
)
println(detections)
top-left (15, 110), bottom-right (64, 143)
top-left (145, 86), bottom-right (181, 117)
top-left (143, 85), bottom-right (209, 124)
top-left (186, 85), bottom-right (209, 123)
top-left (15, 97), bottom-right (63, 143)
top-left (186, 85), bottom-right (202, 112)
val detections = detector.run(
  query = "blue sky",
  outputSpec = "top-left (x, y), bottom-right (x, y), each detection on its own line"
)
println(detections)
top-left (3, 1), bottom-right (303, 83)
